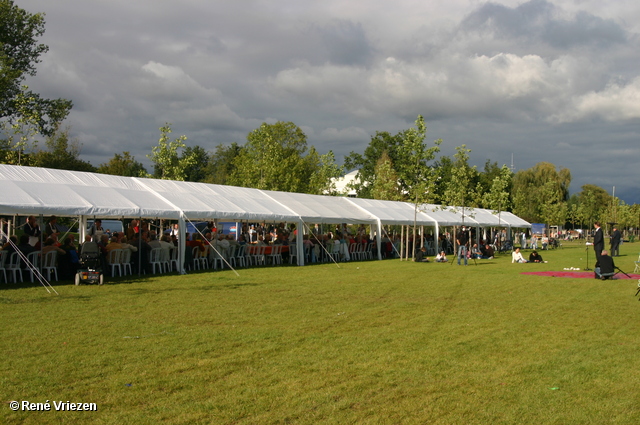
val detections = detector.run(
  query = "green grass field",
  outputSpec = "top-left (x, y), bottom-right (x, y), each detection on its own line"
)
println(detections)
top-left (2, 241), bottom-right (640, 424)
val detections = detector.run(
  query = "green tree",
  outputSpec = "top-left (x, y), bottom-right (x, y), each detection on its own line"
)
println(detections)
top-left (228, 121), bottom-right (342, 193)
top-left (204, 142), bottom-right (241, 185)
top-left (0, 86), bottom-right (46, 165)
top-left (403, 116), bottom-right (441, 259)
top-left (97, 151), bottom-right (148, 177)
top-left (511, 162), bottom-right (571, 223)
top-left (181, 145), bottom-right (209, 182)
top-left (566, 195), bottom-right (581, 230)
top-left (615, 202), bottom-right (633, 232)
top-left (483, 165), bottom-right (512, 223)
top-left (430, 155), bottom-right (453, 204)
top-left (443, 145), bottom-right (476, 225)
top-left (344, 131), bottom-right (406, 199)
top-left (31, 127), bottom-right (95, 172)
top-left (397, 116), bottom-right (442, 205)
top-left (371, 151), bottom-right (402, 201)
top-left (576, 184), bottom-right (610, 226)
top-left (305, 148), bottom-right (344, 195)
top-left (345, 117), bottom-right (441, 201)
top-left (0, 1), bottom-right (72, 136)
top-left (147, 123), bottom-right (193, 181)
top-left (539, 180), bottom-right (567, 226)
top-left (476, 160), bottom-right (504, 206)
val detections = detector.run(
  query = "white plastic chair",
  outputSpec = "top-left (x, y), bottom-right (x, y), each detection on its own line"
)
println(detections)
top-left (0, 250), bottom-right (8, 283)
top-left (252, 245), bottom-right (266, 266)
top-left (349, 243), bottom-right (359, 261)
top-left (107, 249), bottom-right (123, 277)
top-left (324, 242), bottom-right (338, 263)
top-left (27, 251), bottom-right (40, 282)
top-left (191, 247), bottom-right (207, 270)
top-left (121, 249), bottom-right (132, 276)
top-left (227, 245), bottom-right (238, 268)
top-left (365, 243), bottom-right (375, 260)
top-left (210, 247), bottom-right (225, 270)
top-left (289, 244), bottom-right (297, 264)
top-left (244, 245), bottom-right (255, 267)
top-left (356, 243), bottom-right (367, 261)
top-left (168, 247), bottom-right (179, 272)
top-left (149, 248), bottom-right (164, 274)
top-left (267, 245), bottom-right (282, 265)
top-left (234, 245), bottom-right (246, 268)
top-left (42, 251), bottom-right (59, 281)
top-left (7, 252), bottom-right (23, 283)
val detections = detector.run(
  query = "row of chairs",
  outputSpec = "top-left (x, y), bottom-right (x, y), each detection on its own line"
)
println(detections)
top-left (0, 241), bottom-right (381, 283)
top-left (107, 247), bottom-right (184, 276)
top-left (189, 244), bottom-right (285, 272)
top-left (0, 250), bottom-right (60, 283)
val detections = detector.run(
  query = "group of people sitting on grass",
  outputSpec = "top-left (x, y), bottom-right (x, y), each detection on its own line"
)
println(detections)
top-left (511, 248), bottom-right (547, 263)
top-left (414, 242), bottom-right (496, 263)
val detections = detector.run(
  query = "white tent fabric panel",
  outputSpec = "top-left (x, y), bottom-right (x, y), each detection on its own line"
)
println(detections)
top-left (0, 164), bottom-right (531, 230)
top-left (0, 164), bottom-right (181, 218)
top-left (133, 179), bottom-right (301, 222)
top-left (462, 208), bottom-right (505, 227)
top-left (499, 211), bottom-right (532, 228)
top-left (266, 191), bottom-right (378, 224)
top-left (345, 198), bottom-right (437, 226)
top-left (418, 205), bottom-right (477, 226)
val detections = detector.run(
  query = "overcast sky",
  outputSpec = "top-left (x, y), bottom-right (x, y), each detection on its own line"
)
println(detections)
top-left (20, 0), bottom-right (640, 203)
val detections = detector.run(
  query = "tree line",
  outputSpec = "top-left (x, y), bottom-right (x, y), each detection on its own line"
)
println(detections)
top-left (2, 0), bottom-right (637, 232)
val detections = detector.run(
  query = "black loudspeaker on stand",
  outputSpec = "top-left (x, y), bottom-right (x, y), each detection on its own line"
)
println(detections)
top-left (584, 247), bottom-right (592, 271)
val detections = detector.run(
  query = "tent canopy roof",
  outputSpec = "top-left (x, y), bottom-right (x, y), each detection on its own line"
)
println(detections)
top-left (0, 164), bottom-right (530, 229)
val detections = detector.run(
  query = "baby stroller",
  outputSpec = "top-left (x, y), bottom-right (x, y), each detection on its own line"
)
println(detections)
top-left (499, 240), bottom-right (514, 253)
top-left (75, 241), bottom-right (104, 285)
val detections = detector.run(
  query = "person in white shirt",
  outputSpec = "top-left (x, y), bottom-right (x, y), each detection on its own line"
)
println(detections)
top-left (512, 248), bottom-right (528, 263)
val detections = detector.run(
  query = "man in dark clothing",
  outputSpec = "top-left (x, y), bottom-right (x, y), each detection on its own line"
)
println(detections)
top-left (17, 234), bottom-right (36, 269)
top-left (610, 227), bottom-right (621, 257)
top-left (593, 221), bottom-right (604, 263)
top-left (414, 246), bottom-right (429, 262)
top-left (456, 226), bottom-right (468, 266)
top-left (481, 244), bottom-right (495, 259)
top-left (595, 250), bottom-right (615, 280)
top-left (23, 216), bottom-right (41, 246)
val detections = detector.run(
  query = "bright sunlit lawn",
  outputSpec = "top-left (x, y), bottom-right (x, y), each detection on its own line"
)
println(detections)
top-left (2, 241), bottom-right (640, 424)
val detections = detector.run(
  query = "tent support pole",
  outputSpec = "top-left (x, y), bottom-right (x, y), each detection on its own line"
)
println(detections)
top-left (178, 215), bottom-right (186, 274)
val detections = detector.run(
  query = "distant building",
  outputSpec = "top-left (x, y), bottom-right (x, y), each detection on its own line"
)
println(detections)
top-left (329, 169), bottom-right (359, 197)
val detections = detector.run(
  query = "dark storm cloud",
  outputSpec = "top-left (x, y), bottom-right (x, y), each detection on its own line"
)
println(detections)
top-left (461, 0), bottom-right (627, 52)
top-left (314, 20), bottom-right (374, 67)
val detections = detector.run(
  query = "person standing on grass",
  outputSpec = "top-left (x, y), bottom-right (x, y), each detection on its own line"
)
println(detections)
top-left (593, 221), bottom-right (604, 263)
top-left (610, 226), bottom-right (621, 257)
top-left (456, 226), bottom-right (468, 266)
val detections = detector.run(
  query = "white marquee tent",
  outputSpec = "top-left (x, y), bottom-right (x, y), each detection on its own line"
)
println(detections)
top-left (0, 164), bottom-right (530, 270)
